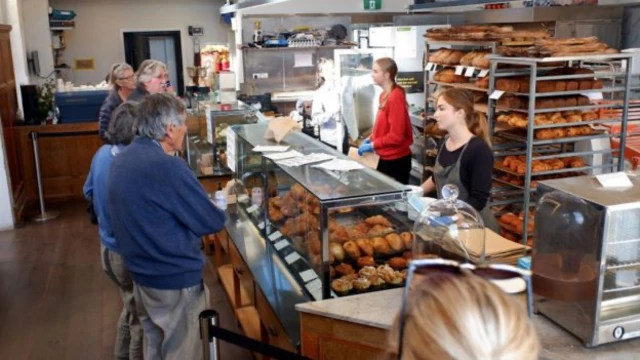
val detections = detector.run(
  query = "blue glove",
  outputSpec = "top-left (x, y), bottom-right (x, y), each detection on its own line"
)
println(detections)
top-left (363, 138), bottom-right (371, 146)
top-left (358, 142), bottom-right (374, 156)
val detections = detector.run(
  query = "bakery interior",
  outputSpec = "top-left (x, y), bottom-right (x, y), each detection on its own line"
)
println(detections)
top-left (2, 0), bottom-right (640, 359)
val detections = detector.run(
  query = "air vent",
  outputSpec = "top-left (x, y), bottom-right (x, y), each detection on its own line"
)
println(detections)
top-left (74, 58), bottom-right (95, 70)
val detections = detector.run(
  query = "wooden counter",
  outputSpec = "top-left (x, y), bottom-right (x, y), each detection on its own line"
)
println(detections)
top-left (14, 122), bottom-right (101, 206)
top-left (296, 289), bottom-right (640, 360)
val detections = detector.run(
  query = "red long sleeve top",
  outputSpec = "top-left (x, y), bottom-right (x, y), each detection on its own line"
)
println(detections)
top-left (371, 87), bottom-right (413, 160)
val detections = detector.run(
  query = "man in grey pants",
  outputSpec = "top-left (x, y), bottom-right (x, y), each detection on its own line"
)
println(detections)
top-left (107, 93), bottom-right (226, 359)
top-left (84, 102), bottom-right (143, 359)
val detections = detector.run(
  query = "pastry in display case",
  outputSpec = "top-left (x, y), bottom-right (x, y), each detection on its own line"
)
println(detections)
top-left (230, 123), bottom-right (412, 299)
top-left (533, 174), bottom-right (640, 347)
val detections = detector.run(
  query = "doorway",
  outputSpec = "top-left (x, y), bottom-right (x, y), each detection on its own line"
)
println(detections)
top-left (123, 31), bottom-right (184, 96)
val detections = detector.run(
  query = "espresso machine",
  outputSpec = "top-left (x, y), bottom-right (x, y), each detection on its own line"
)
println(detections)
top-left (533, 174), bottom-right (640, 347)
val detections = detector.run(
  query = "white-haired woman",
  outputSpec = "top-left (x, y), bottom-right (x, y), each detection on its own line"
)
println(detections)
top-left (387, 272), bottom-right (539, 360)
top-left (99, 63), bottom-right (135, 141)
top-left (127, 59), bottom-right (168, 102)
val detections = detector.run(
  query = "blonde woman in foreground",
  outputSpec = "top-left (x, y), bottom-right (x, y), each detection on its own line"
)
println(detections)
top-left (387, 272), bottom-right (539, 360)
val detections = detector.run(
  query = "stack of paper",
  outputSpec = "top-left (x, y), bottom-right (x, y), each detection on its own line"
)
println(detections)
top-left (252, 145), bottom-right (290, 152)
top-left (263, 150), bottom-right (303, 161)
top-left (276, 153), bottom-right (335, 167)
top-left (460, 229), bottom-right (531, 265)
top-left (312, 159), bottom-right (365, 171)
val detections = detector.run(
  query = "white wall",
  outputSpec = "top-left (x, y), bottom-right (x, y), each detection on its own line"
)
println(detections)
top-left (49, 0), bottom-right (231, 86)
top-left (241, 0), bottom-right (413, 15)
top-left (22, 0), bottom-right (54, 85)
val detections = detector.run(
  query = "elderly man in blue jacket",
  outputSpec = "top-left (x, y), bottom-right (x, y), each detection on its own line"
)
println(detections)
top-left (107, 93), bottom-right (225, 359)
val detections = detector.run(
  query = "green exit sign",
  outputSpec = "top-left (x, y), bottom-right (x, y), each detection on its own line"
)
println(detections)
top-left (364, 0), bottom-right (382, 10)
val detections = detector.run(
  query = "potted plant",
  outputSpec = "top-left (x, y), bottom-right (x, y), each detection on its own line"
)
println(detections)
top-left (36, 78), bottom-right (56, 123)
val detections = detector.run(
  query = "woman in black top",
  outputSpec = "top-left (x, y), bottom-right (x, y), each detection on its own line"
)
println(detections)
top-left (421, 88), bottom-right (499, 232)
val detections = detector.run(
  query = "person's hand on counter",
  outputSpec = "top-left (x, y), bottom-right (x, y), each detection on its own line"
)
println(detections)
top-left (358, 141), bottom-right (375, 156)
top-left (421, 177), bottom-right (436, 195)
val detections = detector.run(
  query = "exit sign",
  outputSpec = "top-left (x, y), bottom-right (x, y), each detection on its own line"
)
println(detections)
top-left (364, 0), bottom-right (382, 10)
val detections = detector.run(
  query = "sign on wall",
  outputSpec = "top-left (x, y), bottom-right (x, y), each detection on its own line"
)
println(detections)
top-left (397, 71), bottom-right (424, 94)
top-left (364, 0), bottom-right (382, 10)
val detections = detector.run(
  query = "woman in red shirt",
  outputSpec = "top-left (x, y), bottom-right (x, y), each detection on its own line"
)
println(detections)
top-left (358, 58), bottom-right (413, 184)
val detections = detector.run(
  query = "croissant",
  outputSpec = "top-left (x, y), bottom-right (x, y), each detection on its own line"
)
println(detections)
top-left (548, 159), bottom-right (565, 170)
top-left (343, 241), bottom-right (361, 259)
top-left (517, 163), bottom-right (527, 175)
top-left (385, 233), bottom-right (405, 253)
top-left (579, 126), bottom-right (593, 135)
top-left (553, 128), bottom-right (567, 138)
top-left (356, 239), bottom-right (375, 257)
top-left (581, 111), bottom-right (598, 121)
top-left (565, 115), bottom-right (583, 123)
top-left (535, 129), bottom-right (555, 140)
top-left (570, 158), bottom-right (585, 168)
top-left (372, 237), bottom-right (392, 256)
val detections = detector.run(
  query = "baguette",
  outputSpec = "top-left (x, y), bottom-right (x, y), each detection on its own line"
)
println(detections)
top-left (535, 37), bottom-right (599, 46)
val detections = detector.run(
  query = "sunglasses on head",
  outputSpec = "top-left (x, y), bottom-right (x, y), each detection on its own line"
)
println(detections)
top-left (397, 258), bottom-right (533, 359)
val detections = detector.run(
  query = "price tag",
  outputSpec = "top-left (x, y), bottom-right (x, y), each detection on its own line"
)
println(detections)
top-left (285, 252), bottom-right (302, 264)
top-left (238, 194), bottom-right (250, 203)
top-left (489, 90), bottom-right (505, 100)
top-left (464, 66), bottom-right (476, 77)
top-left (596, 172), bottom-right (633, 188)
top-left (274, 240), bottom-right (290, 251)
top-left (425, 63), bottom-right (432, 71)
top-left (478, 69), bottom-right (490, 78)
top-left (455, 66), bottom-right (464, 76)
top-left (258, 221), bottom-right (265, 230)
top-left (299, 269), bottom-right (319, 283)
top-left (246, 204), bottom-right (259, 213)
top-left (305, 279), bottom-right (323, 300)
top-left (268, 231), bottom-right (282, 242)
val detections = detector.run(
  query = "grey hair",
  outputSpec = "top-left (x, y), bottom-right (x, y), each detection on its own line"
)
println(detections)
top-left (136, 59), bottom-right (167, 85)
top-left (106, 101), bottom-right (139, 145)
top-left (109, 63), bottom-right (133, 90)
top-left (137, 93), bottom-right (186, 141)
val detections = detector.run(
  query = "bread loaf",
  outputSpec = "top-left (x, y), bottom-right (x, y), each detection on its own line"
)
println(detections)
top-left (555, 81), bottom-right (567, 92)
top-left (536, 81), bottom-right (557, 93)
top-left (475, 76), bottom-right (490, 89)
top-left (498, 95), bottom-right (524, 109)
top-left (496, 79), bottom-right (520, 92)
top-left (592, 80), bottom-right (603, 89)
top-left (564, 97), bottom-right (578, 107)
top-left (535, 98), bottom-right (555, 109)
top-left (472, 54), bottom-right (491, 69)
top-left (578, 80), bottom-right (593, 90)
top-left (553, 98), bottom-right (567, 108)
top-left (577, 96), bottom-right (590, 106)
top-left (566, 81), bottom-right (579, 91)
top-left (434, 69), bottom-right (467, 83)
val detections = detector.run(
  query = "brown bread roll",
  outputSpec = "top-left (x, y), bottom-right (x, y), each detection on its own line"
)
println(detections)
top-left (372, 237), bottom-right (391, 256)
top-left (385, 233), bottom-right (405, 253)
top-left (343, 241), bottom-right (361, 259)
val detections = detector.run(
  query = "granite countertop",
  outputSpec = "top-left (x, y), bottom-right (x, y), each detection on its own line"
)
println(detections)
top-left (296, 289), bottom-right (640, 360)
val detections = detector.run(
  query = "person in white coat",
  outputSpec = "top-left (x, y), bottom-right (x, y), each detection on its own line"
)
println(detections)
top-left (311, 59), bottom-right (346, 153)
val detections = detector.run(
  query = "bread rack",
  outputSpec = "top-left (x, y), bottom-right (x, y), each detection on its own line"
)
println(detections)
top-left (486, 53), bottom-right (634, 245)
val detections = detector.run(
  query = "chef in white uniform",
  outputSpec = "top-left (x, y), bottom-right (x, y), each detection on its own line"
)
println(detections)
top-left (311, 59), bottom-right (345, 153)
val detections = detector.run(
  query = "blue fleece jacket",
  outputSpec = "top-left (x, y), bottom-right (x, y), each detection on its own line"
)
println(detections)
top-left (107, 137), bottom-right (226, 290)
top-left (83, 144), bottom-right (121, 252)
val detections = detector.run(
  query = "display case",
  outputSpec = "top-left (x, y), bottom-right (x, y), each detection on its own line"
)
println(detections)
top-left (184, 101), bottom-right (263, 178)
top-left (229, 123), bottom-right (412, 301)
top-left (533, 174), bottom-right (640, 347)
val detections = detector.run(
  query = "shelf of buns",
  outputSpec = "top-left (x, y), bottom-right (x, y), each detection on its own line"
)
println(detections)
top-left (495, 126), bottom-right (611, 146)
top-left (425, 39), bottom-right (498, 47)
top-left (486, 52), bottom-right (631, 63)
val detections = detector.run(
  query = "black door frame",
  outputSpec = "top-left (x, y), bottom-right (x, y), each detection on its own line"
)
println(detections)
top-left (123, 30), bottom-right (184, 96)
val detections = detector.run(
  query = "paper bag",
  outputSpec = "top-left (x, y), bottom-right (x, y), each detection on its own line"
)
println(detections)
top-left (348, 147), bottom-right (380, 169)
top-left (265, 117), bottom-right (301, 143)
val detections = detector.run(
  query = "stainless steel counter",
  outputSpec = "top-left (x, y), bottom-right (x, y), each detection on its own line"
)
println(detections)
top-left (225, 204), bottom-right (311, 346)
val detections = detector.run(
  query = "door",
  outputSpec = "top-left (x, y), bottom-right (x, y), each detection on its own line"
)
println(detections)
top-left (123, 31), bottom-right (184, 96)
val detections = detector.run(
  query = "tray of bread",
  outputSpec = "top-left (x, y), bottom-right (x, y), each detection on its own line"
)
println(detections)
top-left (493, 171), bottom-right (584, 189)
top-left (428, 49), bottom-right (492, 69)
top-left (498, 210), bottom-right (535, 236)
top-left (528, 37), bottom-right (618, 58)
top-left (425, 25), bottom-right (550, 42)
top-left (496, 94), bottom-right (592, 111)
top-left (496, 110), bottom-right (600, 129)
top-left (493, 70), bottom-right (604, 94)
top-left (495, 155), bottom-right (586, 176)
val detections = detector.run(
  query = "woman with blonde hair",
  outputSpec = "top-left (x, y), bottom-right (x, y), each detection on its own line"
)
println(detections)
top-left (420, 87), bottom-right (498, 231)
top-left (99, 63), bottom-right (135, 141)
top-left (388, 266), bottom-right (539, 360)
top-left (358, 57), bottom-right (413, 184)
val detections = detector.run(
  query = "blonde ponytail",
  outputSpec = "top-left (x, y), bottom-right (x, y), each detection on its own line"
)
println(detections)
top-left (470, 112), bottom-right (491, 146)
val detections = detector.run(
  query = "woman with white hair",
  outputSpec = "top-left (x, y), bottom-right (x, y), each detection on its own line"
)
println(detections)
top-left (311, 59), bottom-right (348, 154)
top-left (127, 59), bottom-right (168, 102)
top-left (99, 63), bottom-right (135, 141)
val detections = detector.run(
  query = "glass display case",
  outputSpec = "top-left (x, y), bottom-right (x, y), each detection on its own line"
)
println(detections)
top-left (230, 123), bottom-right (412, 300)
top-left (184, 101), bottom-right (264, 178)
top-left (533, 174), bottom-right (640, 347)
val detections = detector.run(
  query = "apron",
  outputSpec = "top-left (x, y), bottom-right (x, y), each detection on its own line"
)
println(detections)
top-left (433, 136), bottom-right (500, 233)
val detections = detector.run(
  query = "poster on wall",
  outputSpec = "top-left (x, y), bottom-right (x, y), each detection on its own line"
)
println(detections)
top-left (397, 71), bottom-right (424, 94)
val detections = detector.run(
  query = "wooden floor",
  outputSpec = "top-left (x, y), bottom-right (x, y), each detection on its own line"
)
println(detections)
top-left (0, 202), bottom-right (251, 360)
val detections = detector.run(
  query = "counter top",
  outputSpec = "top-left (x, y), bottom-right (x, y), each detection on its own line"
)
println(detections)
top-left (296, 289), bottom-right (640, 360)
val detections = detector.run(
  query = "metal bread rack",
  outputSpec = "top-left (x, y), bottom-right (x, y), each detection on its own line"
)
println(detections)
top-left (486, 53), bottom-right (633, 245)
